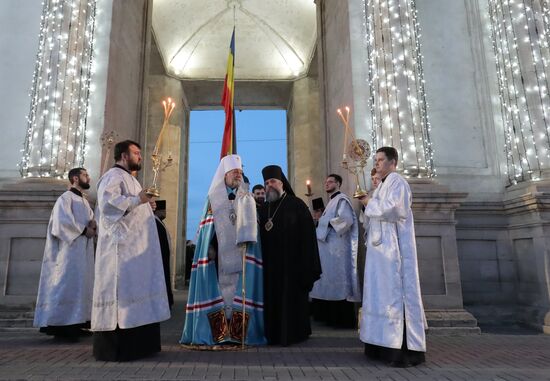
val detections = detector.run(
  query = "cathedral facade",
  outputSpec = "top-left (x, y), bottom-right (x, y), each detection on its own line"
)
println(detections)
top-left (0, 0), bottom-right (549, 333)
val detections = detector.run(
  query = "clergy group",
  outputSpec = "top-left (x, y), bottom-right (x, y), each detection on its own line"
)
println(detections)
top-left (34, 140), bottom-right (426, 367)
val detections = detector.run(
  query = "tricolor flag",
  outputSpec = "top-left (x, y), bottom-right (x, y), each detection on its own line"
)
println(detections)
top-left (220, 28), bottom-right (236, 159)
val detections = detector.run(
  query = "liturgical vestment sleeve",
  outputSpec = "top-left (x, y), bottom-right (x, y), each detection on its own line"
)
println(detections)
top-left (100, 178), bottom-right (141, 225)
top-left (365, 178), bottom-right (409, 223)
top-left (329, 199), bottom-right (355, 237)
top-left (50, 195), bottom-right (88, 243)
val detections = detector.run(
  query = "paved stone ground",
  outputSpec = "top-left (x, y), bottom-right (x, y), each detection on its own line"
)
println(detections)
top-left (1, 292), bottom-right (550, 381)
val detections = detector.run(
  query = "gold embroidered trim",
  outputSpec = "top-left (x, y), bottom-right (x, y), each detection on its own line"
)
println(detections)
top-left (207, 309), bottom-right (228, 343)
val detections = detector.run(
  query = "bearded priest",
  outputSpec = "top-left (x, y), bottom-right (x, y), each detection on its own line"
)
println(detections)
top-left (259, 165), bottom-right (321, 346)
top-left (92, 140), bottom-right (170, 361)
top-left (34, 167), bottom-right (96, 340)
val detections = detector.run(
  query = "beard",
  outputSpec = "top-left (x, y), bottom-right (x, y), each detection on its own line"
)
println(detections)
top-left (128, 160), bottom-right (141, 171)
top-left (226, 178), bottom-right (242, 190)
top-left (266, 187), bottom-right (282, 202)
top-left (79, 179), bottom-right (90, 189)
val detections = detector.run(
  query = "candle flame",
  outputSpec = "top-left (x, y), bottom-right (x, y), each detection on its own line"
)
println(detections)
top-left (306, 180), bottom-right (310, 185)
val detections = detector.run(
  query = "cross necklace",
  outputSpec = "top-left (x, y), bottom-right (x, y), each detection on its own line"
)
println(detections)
top-left (265, 193), bottom-right (287, 231)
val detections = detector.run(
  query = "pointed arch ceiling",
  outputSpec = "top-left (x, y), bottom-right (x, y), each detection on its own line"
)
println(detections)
top-left (152, 0), bottom-right (317, 80)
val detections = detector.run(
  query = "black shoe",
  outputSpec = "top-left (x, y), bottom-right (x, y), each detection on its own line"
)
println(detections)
top-left (390, 359), bottom-right (424, 368)
top-left (79, 329), bottom-right (93, 337)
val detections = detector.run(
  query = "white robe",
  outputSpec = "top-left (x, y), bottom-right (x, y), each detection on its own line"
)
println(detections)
top-left (209, 181), bottom-right (257, 316)
top-left (34, 190), bottom-right (95, 327)
top-left (360, 172), bottom-right (427, 352)
top-left (310, 193), bottom-right (360, 302)
top-left (92, 167), bottom-right (170, 331)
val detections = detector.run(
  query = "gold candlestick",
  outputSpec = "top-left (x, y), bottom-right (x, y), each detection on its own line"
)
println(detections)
top-left (337, 106), bottom-right (371, 198)
top-left (146, 97), bottom-right (176, 197)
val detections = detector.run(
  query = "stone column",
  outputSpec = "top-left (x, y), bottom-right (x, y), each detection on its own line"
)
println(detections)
top-left (20, 0), bottom-right (97, 178)
top-left (0, 0), bottom-right (149, 322)
top-left (410, 181), bottom-right (479, 334)
top-left (503, 180), bottom-right (550, 333)
top-left (364, 0), bottom-right (434, 177)
top-left (489, 0), bottom-right (550, 184)
top-left (487, 0), bottom-right (550, 334)
top-left (0, 179), bottom-right (66, 315)
top-left (287, 76), bottom-right (326, 202)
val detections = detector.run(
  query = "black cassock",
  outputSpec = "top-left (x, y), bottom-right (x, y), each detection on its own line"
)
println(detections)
top-left (259, 194), bottom-right (321, 346)
top-left (155, 217), bottom-right (174, 309)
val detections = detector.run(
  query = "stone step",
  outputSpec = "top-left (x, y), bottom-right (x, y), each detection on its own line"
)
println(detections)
top-left (0, 311), bottom-right (34, 319)
top-left (0, 326), bottom-right (36, 332)
top-left (0, 309), bottom-right (34, 328)
top-left (426, 310), bottom-right (479, 326)
top-left (427, 317), bottom-right (478, 327)
top-left (427, 326), bottom-right (481, 335)
top-left (0, 318), bottom-right (34, 328)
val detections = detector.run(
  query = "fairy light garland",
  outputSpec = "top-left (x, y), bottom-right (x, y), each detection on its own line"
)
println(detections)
top-left (489, 0), bottom-right (550, 184)
top-left (362, 0), bottom-right (435, 178)
top-left (19, 0), bottom-right (97, 179)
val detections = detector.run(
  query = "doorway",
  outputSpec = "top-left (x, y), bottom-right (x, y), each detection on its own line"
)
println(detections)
top-left (186, 109), bottom-right (287, 240)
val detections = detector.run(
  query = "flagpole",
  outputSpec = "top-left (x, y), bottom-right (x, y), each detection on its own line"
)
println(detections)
top-left (229, 5), bottom-right (246, 349)
top-left (232, 8), bottom-right (246, 350)
top-left (232, 6), bottom-right (237, 156)
top-left (241, 245), bottom-right (246, 349)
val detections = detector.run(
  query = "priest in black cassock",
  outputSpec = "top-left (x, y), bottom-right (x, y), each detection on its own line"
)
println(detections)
top-left (153, 200), bottom-right (174, 309)
top-left (259, 165), bottom-right (321, 346)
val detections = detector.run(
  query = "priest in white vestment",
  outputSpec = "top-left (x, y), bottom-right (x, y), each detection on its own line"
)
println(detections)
top-left (92, 140), bottom-right (170, 361)
top-left (34, 167), bottom-right (96, 339)
top-left (310, 174), bottom-right (360, 328)
top-left (181, 154), bottom-right (266, 347)
top-left (359, 146), bottom-right (427, 367)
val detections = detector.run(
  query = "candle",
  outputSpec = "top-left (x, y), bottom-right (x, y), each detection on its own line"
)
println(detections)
top-left (306, 180), bottom-right (312, 195)
top-left (154, 97), bottom-right (176, 156)
top-left (338, 106), bottom-right (354, 159)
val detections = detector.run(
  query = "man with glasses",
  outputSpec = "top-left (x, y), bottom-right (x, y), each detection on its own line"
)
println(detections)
top-left (310, 174), bottom-right (360, 328)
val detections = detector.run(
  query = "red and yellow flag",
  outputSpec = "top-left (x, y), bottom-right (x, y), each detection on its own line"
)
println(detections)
top-left (220, 29), bottom-right (236, 159)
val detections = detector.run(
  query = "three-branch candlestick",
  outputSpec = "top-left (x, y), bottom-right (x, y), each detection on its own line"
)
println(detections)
top-left (146, 97), bottom-right (176, 197)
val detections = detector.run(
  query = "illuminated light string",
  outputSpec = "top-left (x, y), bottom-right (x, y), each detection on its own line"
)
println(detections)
top-left (19, 0), bottom-right (97, 179)
top-left (362, 0), bottom-right (435, 178)
top-left (489, 0), bottom-right (550, 184)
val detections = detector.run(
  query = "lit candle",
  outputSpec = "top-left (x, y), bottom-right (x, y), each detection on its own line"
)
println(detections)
top-left (338, 106), bottom-right (355, 160)
top-left (338, 108), bottom-right (348, 159)
top-left (306, 180), bottom-right (312, 195)
top-left (154, 97), bottom-right (176, 156)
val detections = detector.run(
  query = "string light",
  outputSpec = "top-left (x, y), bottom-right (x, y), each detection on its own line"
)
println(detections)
top-left (489, 0), bottom-right (550, 184)
top-left (363, 0), bottom-right (435, 178)
top-left (19, 0), bottom-right (97, 179)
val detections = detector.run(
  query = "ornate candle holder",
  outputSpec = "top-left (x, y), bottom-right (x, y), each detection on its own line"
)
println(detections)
top-left (100, 131), bottom-right (118, 175)
top-left (337, 107), bottom-right (371, 198)
top-left (145, 97), bottom-right (176, 197)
